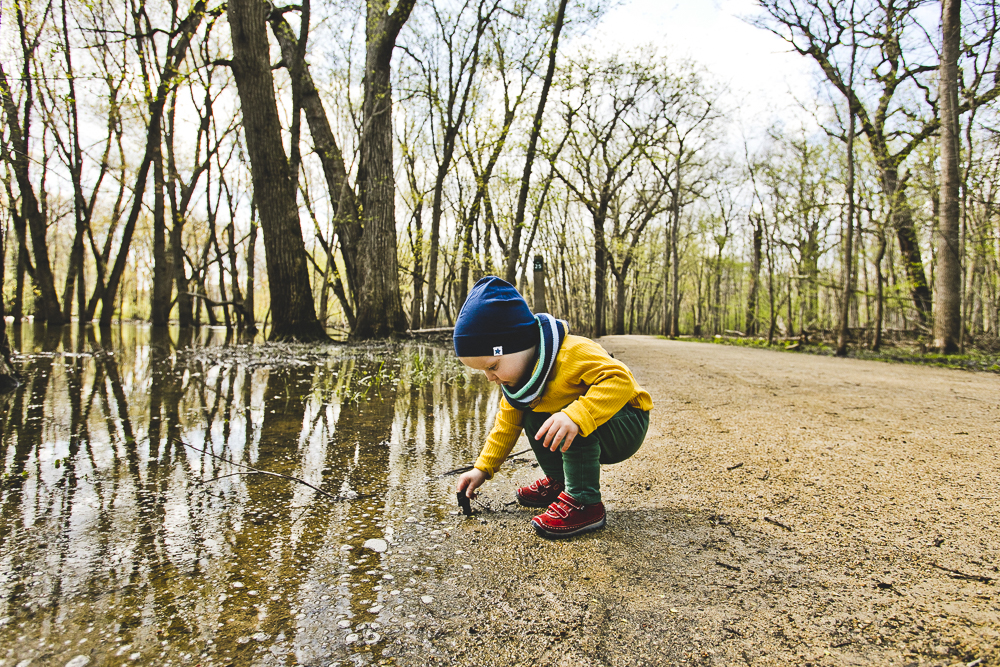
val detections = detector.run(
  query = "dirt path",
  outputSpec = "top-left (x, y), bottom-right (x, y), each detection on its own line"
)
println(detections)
top-left (387, 337), bottom-right (1000, 667)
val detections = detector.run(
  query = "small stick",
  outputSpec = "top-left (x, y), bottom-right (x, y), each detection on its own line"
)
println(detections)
top-left (726, 462), bottom-right (744, 471)
top-left (434, 448), bottom-right (532, 478)
top-left (715, 560), bottom-right (741, 572)
top-left (764, 516), bottom-right (793, 532)
top-left (930, 562), bottom-right (994, 584)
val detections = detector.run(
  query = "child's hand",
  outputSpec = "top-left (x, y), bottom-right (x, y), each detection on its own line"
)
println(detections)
top-left (535, 412), bottom-right (579, 453)
top-left (457, 468), bottom-right (488, 498)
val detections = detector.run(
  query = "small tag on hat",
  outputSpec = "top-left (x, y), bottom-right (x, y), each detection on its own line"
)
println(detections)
top-left (493, 346), bottom-right (503, 356)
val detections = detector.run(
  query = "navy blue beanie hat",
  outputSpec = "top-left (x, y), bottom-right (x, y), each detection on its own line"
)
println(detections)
top-left (454, 277), bottom-right (538, 357)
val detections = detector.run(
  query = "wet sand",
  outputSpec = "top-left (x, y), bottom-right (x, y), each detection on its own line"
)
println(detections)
top-left (394, 336), bottom-right (1000, 667)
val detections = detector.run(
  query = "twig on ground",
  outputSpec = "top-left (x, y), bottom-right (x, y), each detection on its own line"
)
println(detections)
top-left (434, 448), bottom-right (532, 478)
top-left (764, 516), bottom-right (793, 531)
top-left (472, 497), bottom-right (496, 513)
top-left (715, 560), bottom-right (741, 572)
top-left (930, 562), bottom-right (994, 584)
top-left (726, 462), bottom-right (744, 471)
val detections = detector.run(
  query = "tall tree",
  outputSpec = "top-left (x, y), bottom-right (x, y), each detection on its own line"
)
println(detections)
top-left (555, 53), bottom-right (697, 337)
top-left (0, 4), bottom-right (65, 325)
top-left (227, 0), bottom-right (327, 341)
top-left (934, 0), bottom-right (962, 352)
top-left (269, 11), bottom-right (362, 313)
top-left (837, 12), bottom-right (859, 357)
top-left (756, 0), bottom-right (1000, 326)
top-left (94, 0), bottom-right (210, 326)
top-left (454, 5), bottom-right (549, 306)
top-left (351, 0), bottom-right (416, 339)
top-left (554, 55), bottom-right (648, 337)
top-left (408, 0), bottom-right (498, 327)
top-left (504, 0), bottom-right (569, 284)
top-left (661, 81), bottom-right (716, 338)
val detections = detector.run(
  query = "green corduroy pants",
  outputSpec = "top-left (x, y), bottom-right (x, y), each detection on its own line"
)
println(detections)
top-left (522, 404), bottom-right (650, 505)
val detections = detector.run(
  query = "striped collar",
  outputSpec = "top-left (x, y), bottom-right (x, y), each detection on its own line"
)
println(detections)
top-left (502, 314), bottom-right (568, 410)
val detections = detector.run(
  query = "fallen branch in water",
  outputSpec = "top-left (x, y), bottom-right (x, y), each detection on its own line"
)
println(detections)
top-left (174, 438), bottom-right (365, 503)
top-left (434, 448), bottom-right (533, 478)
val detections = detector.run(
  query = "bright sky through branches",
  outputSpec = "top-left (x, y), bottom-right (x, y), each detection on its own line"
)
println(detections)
top-left (575, 0), bottom-right (817, 129)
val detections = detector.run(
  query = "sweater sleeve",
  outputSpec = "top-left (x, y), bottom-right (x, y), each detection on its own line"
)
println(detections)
top-left (473, 395), bottom-right (524, 478)
top-left (559, 342), bottom-right (638, 437)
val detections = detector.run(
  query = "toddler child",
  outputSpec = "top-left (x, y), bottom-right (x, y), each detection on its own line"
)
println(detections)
top-left (454, 276), bottom-right (653, 539)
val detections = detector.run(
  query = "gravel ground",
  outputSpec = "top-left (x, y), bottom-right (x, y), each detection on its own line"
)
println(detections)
top-left (384, 336), bottom-right (1000, 667)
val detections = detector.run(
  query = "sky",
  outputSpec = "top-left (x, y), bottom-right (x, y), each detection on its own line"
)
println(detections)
top-left (574, 0), bottom-right (820, 134)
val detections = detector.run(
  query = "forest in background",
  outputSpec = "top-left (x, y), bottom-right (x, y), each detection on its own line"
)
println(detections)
top-left (1, 0), bottom-right (999, 354)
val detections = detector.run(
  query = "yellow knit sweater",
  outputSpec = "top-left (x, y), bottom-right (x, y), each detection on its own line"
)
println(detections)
top-left (474, 335), bottom-right (653, 478)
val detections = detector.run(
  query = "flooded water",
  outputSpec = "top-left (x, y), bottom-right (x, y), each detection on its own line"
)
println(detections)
top-left (0, 324), bottom-right (504, 666)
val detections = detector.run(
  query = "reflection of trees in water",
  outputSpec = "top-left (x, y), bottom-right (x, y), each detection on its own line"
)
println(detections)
top-left (0, 325), bottom-right (224, 658)
top-left (209, 356), bottom-right (400, 663)
top-left (0, 329), bottom-right (492, 665)
top-left (0, 325), bottom-right (56, 613)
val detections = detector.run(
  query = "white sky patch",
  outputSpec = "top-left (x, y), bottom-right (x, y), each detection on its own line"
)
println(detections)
top-left (568, 0), bottom-right (819, 131)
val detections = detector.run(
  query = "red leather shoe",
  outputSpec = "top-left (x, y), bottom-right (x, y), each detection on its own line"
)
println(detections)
top-left (515, 477), bottom-right (565, 508)
top-left (531, 492), bottom-right (606, 539)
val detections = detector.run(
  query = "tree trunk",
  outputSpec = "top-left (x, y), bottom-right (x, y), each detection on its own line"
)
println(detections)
top-left (269, 15), bottom-right (362, 307)
top-left (881, 169), bottom-right (932, 326)
top-left (661, 222), bottom-right (670, 336)
top-left (593, 202), bottom-right (610, 338)
top-left (669, 160), bottom-right (682, 337)
top-left (746, 216), bottom-right (762, 336)
top-left (0, 219), bottom-right (16, 390)
top-left (934, 0), bottom-right (962, 353)
top-left (151, 136), bottom-right (172, 326)
top-left (872, 232), bottom-right (887, 350)
top-left (424, 158), bottom-right (453, 327)
top-left (459, 102), bottom-right (516, 304)
top-left (713, 244), bottom-right (726, 335)
top-left (13, 242), bottom-right (25, 320)
top-left (0, 65), bottom-right (66, 325)
top-left (613, 260), bottom-right (630, 335)
top-left (410, 199), bottom-right (425, 328)
top-left (58, 0), bottom-right (92, 325)
top-left (245, 209), bottom-right (259, 336)
top-left (422, 6), bottom-right (489, 326)
top-left (351, 0), bottom-right (415, 339)
top-left (837, 37), bottom-right (858, 357)
top-left (0, 298), bottom-right (16, 391)
top-left (225, 189), bottom-right (246, 331)
top-left (228, 0), bottom-right (327, 342)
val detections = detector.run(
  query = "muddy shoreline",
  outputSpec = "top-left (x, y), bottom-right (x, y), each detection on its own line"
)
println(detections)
top-left (388, 336), bottom-right (1000, 667)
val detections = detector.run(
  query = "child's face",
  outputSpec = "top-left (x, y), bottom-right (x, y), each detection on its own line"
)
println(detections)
top-left (459, 346), bottom-right (537, 388)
